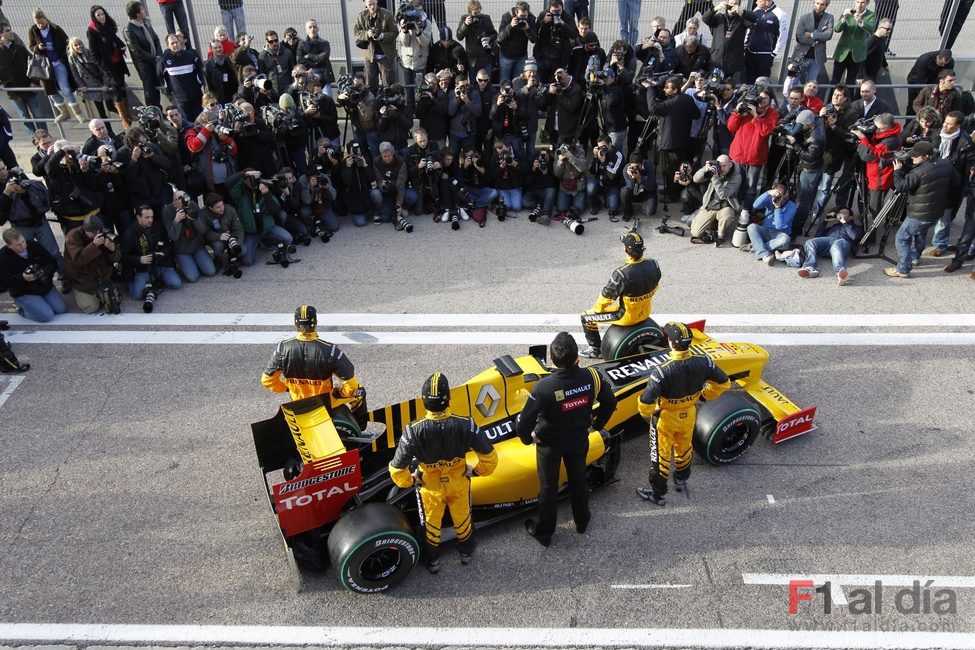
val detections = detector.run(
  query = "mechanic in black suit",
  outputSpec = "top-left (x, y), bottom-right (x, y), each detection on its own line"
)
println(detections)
top-left (850, 79), bottom-right (889, 120)
top-left (517, 331), bottom-right (617, 547)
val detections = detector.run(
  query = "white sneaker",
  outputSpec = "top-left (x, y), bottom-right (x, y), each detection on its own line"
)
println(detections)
top-left (837, 268), bottom-right (849, 286)
top-left (459, 208), bottom-right (470, 221)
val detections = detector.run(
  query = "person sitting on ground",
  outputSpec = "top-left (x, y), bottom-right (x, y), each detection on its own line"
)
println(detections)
top-left (744, 183), bottom-right (796, 265)
top-left (798, 206), bottom-right (864, 285)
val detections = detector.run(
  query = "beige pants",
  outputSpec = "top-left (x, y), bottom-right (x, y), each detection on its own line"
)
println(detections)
top-left (74, 291), bottom-right (101, 314)
top-left (690, 207), bottom-right (736, 239)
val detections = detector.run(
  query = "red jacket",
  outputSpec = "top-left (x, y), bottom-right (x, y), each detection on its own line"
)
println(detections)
top-left (803, 95), bottom-right (824, 114)
top-left (728, 107), bottom-right (779, 166)
top-left (857, 122), bottom-right (901, 191)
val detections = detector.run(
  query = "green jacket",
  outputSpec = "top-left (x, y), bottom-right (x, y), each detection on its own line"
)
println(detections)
top-left (833, 9), bottom-right (876, 63)
top-left (227, 173), bottom-right (280, 236)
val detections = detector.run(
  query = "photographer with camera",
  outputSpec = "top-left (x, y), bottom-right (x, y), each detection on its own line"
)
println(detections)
top-left (797, 206), bottom-right (864, 284)
top-left (0, 162), bottom-right (64, 278)
top-left (745, 183), bottom-right (796, 265)
top-left (498, 2), bottom-right (536, 82)
top-left (902, 107), bottom-right (941, 150)
top-left (354, 0), bottom-right (398, 93)
top-left (554, 142), bottom-right (587, 216)
top-left (523, 148), bottom-right (558, 222)
top-left (512, 60), bottom-right (546, 160)
top-left (259, 30), bottom-right (295, 94)
top-left (63, 215), bottom-right (122, 313)
top-left (490, 80), bottom-right (527, 161)
top-left (396, 0), bottom-right (436, 115)
top-left (119, 205), bottom-right (182, 307)
top-left (117, 127), bottom-right (172, 224)
top-left (489, 140), bottom-right (524, 216)
top-left (202, 192), bottom-right (246, 275)
top-left (448, 76), bottom-right (482, 156)
top-left (186, 111), bottom-right (239, 196)
top-left (648, 75), bottom-right (701, 202)
top-left (783, 110), bottom-right (826, 234)
top-left (621, 159), bottom-right (659, 221)
top-left (728, 85), bottom-right (778, 207)
top-left (831, 0), bottom-right (877, 87)
top-left (674, 36), bottom-right (711, 79)
top-left (232, 102), bottom-right (278, 178)
top-left (0, 227), bottom-right (66, 322)
top-left (459, 146), bottom-right (498, 225)
top-left (373, 142), bottom-right (418, 229)
top-left (406, 127), bottom-right (442, 217)
top-left (533, 0), bottom-right (577, 83)
top-left (377, 84), bottom-right (413, 156)
top-left (885, 141), bottom-right (961, 279)
top-left (792, 0), bottom-right (834, 85)
top-left (543, 68), bottom-right (584, 146)
top-left (340, 141), bottom-right (382, 227)
top-left (853, 112), bottom-right (901, 233)
top-left (204, 38), bottom-right (239, 103)
top-left (703, 0), bottom-right (755, 82)
top-left (457, 0), bottom-right (498, 83)
top-left (158, 33), bottom-right (205, 121)
top-left (586, 136), bottom-right (624, 219)
top-left (162, 191), bottom-right (216, 282)
top-left (689, 155), bottom-right (742, 245)
top-left (336, 72), bottom-right (380, 158)
top-left (415, 73), bottom-right (450, 151)
top-left (591, 68), bottom-right (628, 152)
top-left (568, 32), bottom-right (605, 84)
top-left (240, 66), bottom-right (278, 111)
top-left (44, 142), bottom-right (103, 236)
top-left (931, 111), bottom-right (975, 260)
top-left (426, 26), bottom-right (468, 80)
top-left (227, 170), bottom-right (293, 264)
top-left (92, 144), bottom-right (133, 236)
top-left (267, 92), bottom-right (310, 174)
top-left (270, 168), bottom-right (312, 245)
top-left (232, 33), bottom-right (261, 84)
top-left (298, 163), bottom-right (339, 235)
top-left (82, 119), bottom-right (122, 157)
top-left (300, 79), bottom-right (341, 148)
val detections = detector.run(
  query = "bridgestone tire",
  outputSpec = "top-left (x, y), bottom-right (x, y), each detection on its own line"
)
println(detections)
top-left (327, 503), bottom-right (420, 594)
top-left (692, 393), bottom-right (762, 465)
top-left (602, 319), bottom-right (665, 360)
top-left (330, 404), bottom-right (362, 439)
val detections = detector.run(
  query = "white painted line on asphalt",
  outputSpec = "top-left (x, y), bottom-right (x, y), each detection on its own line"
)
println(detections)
top-left (5, 312), bottom-right (975, 328)
top-left (610, 584), bottom-right (694, 589)
top-left (767, 494), bottom-right (776, 504)
top-left (0, 375), bottom-right (24, 409)
top-left (743, 574), bottom-right (975, 607)
top-left (9, 330), bottom-right (975, 346)
top-left (1, 623), bottom-right (973, 649)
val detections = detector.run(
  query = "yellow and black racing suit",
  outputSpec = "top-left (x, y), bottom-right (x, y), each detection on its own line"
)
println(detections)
top-left (388, 411), bottom-right (498, 560)
top-left (581, 255), bottom-right (662, 351)
top-left (637, 349), bottom-right (731, 494)
top-left (260, 332), bottom-right (365, 417)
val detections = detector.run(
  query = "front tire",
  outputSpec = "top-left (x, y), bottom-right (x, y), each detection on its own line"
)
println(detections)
top-left (327, 503), bottom-right (419, 594)
top-left (692, 393), bottom-right (762, 465)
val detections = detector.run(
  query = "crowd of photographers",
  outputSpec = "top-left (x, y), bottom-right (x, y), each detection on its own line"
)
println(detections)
top-left (1, 0), bottom-right (975, 320)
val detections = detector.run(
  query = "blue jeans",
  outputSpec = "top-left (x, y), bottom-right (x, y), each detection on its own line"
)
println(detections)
top-left (15, 287), bottom-right (67, 322)
top-left (524, 187), bottom-right (556, 214)
top-left (11, 94), bottom-right (49, 135)
top-left (365, 132), bottom-right (381, 159)
top-left (557, 190), bottom-right (586, 213)
top-left (129, 267), bottom-right (183, 298)
top-left (931, 206), bottom-right (957, 251)
top-left (949, 201), bottom-right (975, 271)
top-left (795, 170), bottom-right (823, 234)
top-left (747, 223), bottom-right (791, 260)
top-left (243, 234), bottom-right (261, 265)
top-left (498, 54), bottom-right (526, 83)
top-left (301, 205), bottom-right (340, 232)
top-left (741, 164), bottom-right (764, 207)
top-left (617, 0), bottom-right (642, 45)
top-left (803, 59), bottom-right (823, 85)
top-left (802, 236), bottom-right (851, 272)
top-left (467, 186), bottom-right (499, 208)
top-left (498, 188), bottom-right (523, 211)
top-left (377, 188), bottom-right (419, 221)
top-left (449, 131), bottom-right (474, 158)
top-left (585, 180), bottom-right (620, 212)
top-left (161, 2), bottom-right (191, 43)
top-left (895, 218), bottom-right (933, 275)
top-left (262, 225), bottom-right (293, 248)
top-left (563, 0), bottom-right (589, 20)
top-left (50, 61), bottom-right (77, 104)
top-left (176, 249), bottom-right (216, 282)
top-left (219, 7), bottom-right (246, 40)
top-left (811, 170), bottom-right (836, 223)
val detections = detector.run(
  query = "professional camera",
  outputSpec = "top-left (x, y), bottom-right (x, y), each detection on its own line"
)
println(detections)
top-left (136, 143), bottom-right (153, 156)
top-left (675, 162), bottom-right (692, 184)
top-left (335, 74), bottom-right (363, 106)
top-left (213, 149), bottom-right (230, 164)
top-left (8, 167), bottom-right (31, 187)
top-left (786, 56), bottom-right (809, 78)
top-left (556, 144), bottom-right (572, 157)
top-left (637, 69), bottom-right (671, 89)
top-left (514, 14), bottom-right (528, 27)
top-left (394, 206), bottom-right (414, 233)
top-left (135, 105), bottom-right (162, 132)
top-left (735, 90), bottom-right (761, 115)
top-left (852, 116), bottom-right (878, 137)
top-left (656, 216), bottom-right (686, 236)
top-left (97, 227), bottom-right (116, 242)
top-left (261, 105), bottom-right (299, 137)
top-left (23, 263), bottom-right (46, 284)
top-left (732, 208), bottom-right (752, 248)
top-left (702, 160), bottom-right (719, 179)
top-left (69, 152), bottom-right (101, 166)
top-left (397, 2), bottom-right (424, 31)
top-left (892, 149), bottom-right (913, 162)
top-left (96, 282), bottom-right (122, 314)
top-left (562, 208), bottom-right (584, 235)
top-left (142, 281), bottom-right (157, 313)
top-left (269, 242), bottom-right (300, 267)
top-left (536, 149), bottom-right (552, 172)
top-left (821, 104), bottom-right (839, 119)
top-left (258, 177), bottom-right (281, 194)
top-left (501, 152), bottom-right (515, 166)
top-left (467, 13), bottom-right (481, 27)
top-left (496, 195), bottom-right (508, 222)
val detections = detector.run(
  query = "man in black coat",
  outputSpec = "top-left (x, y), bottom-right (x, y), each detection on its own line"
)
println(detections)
top-left (702, 0), bottom-right (754, 82)
top-left (906, 49), bottom-right (954, 116)
top-left (648, 75), bottom-right (701, 201)
top-left (543, 67), bottom-right (584, 144)
top-left (123, 1), bottom-right (162, 108)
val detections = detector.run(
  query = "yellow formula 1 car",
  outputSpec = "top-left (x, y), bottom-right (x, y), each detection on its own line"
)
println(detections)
top-left (251, 319), bottom-right (816, 594)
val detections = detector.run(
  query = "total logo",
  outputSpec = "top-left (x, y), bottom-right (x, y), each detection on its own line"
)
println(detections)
top-left (278, 482), bottom-right (357, 510)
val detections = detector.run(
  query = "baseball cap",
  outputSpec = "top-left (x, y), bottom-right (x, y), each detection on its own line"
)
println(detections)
top-left (663, 322), bottom-right (693, 351)
top-left (379, 141), bottom-right (395, 154)
top-left (908, 141), bottom-right (934, 157)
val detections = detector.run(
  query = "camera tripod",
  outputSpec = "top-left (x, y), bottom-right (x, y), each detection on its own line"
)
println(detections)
top-left (856, 190), bottom-right (906, 264)
top-left (575, 88), bottom-right (606, 148)
top-left (691, 99), bottom-right (718, 169)
top-left (770, 145), bottom-right (801, 196)
top-left (802, 163), bottom-right (867, 237)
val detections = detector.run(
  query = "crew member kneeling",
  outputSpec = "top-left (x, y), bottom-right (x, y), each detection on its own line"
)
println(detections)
top-left (580, 230), bottom-right (661, 359)
top-left (388, 373), bottom-right (498, 574)
top-left (636, 322), bottom-right (731, 506)
top-left (261, 304), bottom-right (367, 423)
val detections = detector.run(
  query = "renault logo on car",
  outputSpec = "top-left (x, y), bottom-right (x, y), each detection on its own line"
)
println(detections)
top-left (474, 384), bottom-right (502, 418)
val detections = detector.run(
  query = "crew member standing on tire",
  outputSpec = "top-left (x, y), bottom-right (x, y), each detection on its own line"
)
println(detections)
top-left (636, 322), bottom-right (731, 506)
top-left (388, 373), bottom-right (498, 574)
top-left (517, 331), bottom-right (617, 546)
top-left (580, 230), bottom-right (661, 360)
top-left (261, 305), bottom-right (367, 423)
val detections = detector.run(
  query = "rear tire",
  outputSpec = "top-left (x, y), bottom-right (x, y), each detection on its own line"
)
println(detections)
top-left (601, 319), bottom-right (665, 360)
top-left (327, 503), bottom-right (419, 594)
top-left (692, 393), bottom-right (762, 465)
top-left (330, 404), bottom-right (362, 439)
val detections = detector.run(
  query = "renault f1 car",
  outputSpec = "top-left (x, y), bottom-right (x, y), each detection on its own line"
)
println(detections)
top-left (251, 319), bottom-right (816, 594)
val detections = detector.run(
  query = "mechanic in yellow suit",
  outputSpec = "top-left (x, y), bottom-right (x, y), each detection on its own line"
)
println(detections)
top-left (636, 322), bottom-right (731, 506)
top-left (388, 373), bottom-right (498, 574)
top-left (580, 230), bottom-right (662, 359)
top-left (261, 305), bottom-right (367, 422)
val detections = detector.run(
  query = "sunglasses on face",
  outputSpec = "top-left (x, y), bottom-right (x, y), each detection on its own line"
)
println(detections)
top-left (267, 39), bottom-right (278, 43)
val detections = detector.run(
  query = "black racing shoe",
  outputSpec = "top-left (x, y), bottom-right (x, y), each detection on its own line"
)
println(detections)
top-left (575, 516), bottom-right (590, 534)
top-left (674, 478), bottom-right (687, 493)
top-left (460, 553), bottom-right (473, 566)
top-left (579, 346), bottom-right (602, 360)
top-left (426, 558), bottom-right (441, 574)
top-left (637, 486), bottom-right (666, 506)
top-left (524, 519), bottom-right (551, 547)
